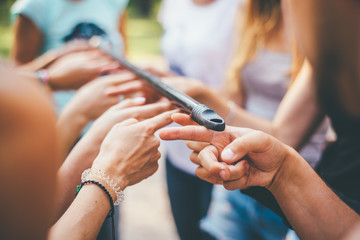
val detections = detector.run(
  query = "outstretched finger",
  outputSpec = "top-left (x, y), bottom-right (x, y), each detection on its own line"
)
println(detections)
top-left (137, 109), bottom-right (179, 133)
top-left (127, 101), bottom-right (173, 121)
top-left (114, 97), bottom-right (147, 109)
top-left (158, 125), bottom-right (215, 143)
top-left (105, 81), bottom-right (145, 96)
top-left (99, 72), bottom-right (138, 85)
top-left (171, 113), bottom-right (197, 126)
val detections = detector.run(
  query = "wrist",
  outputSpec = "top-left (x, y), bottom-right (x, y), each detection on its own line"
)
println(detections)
top-left (81, 168), bottom-right (126, 205)
top-left (61, 101), bottom-right (90, 129)
top-left (267, 145), bottom-right (300, 194)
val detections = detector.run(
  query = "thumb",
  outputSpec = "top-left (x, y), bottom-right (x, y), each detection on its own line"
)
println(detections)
top-left (221, 131), bottom-right (271, 164)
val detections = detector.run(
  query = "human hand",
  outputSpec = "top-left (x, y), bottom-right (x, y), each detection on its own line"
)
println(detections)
top-left (62, 72), bottom-right (139, 125)
top-left (159, 113), bottom-right (291, 190)
top-left (104, 73), bottom-right (207, 102)
top-left (91, 110), bottom-right (177, 190)
top-left (85, 97), bottom-right (173, 145)
top-left (46, 49), bottom-right (120, 90)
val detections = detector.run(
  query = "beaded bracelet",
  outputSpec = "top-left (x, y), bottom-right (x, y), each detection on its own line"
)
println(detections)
top-left (76, 180), bottom-right (114, 218)
top-left (81, 169), bottom-right (124, 205)
top-left (76, 180), bottom-right (116, 240)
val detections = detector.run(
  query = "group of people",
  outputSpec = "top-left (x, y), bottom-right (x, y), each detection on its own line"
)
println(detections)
top-left (1, 0), bottom-right (359, 240)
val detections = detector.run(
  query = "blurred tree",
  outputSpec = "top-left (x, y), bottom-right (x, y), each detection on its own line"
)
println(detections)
top-left (0, 0), bottom-right (15, 25)
top-left (128, 0), bottom-right (161, 18)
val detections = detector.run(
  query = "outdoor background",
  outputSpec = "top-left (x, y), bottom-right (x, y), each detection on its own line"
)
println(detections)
top-left (0, 1), bottom-right (179, 239)
top-left (0, 0), bottom-right (163, 58)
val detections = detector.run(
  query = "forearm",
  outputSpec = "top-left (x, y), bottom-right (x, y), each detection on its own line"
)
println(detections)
top-left (57, 106), bottom-right (89, 160)
top-left (197, 76), bottom-right (322, 149)
top-left (18, 50), bottom-right (60, 72)
top-left (54, 136), bottom-right (100, 221)
top-left (269, 147), bottom-right (359, 239)
top-left (197, 87), bottom-right (275, 137)
top-left (49, 184), bottom-right (110, 240)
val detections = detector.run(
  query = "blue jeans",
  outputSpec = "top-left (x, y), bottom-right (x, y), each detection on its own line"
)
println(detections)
top-left (201, 186), bottom-right (289, 240)
top-left (166, 158), bottom-right (214, 240)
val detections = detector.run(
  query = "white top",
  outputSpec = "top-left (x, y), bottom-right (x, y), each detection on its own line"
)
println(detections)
top-left (11, 0), bottom-right (128, 113)
top-left (242, 49), bottom-right (328, 167)
top-left (159, 0), bottom-right (243, 174)
top-left (12, 0), bottom-right (128, 55)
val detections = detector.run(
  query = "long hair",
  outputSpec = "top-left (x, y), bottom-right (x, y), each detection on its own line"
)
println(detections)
top-left (225, 0), bottom-right (283, 99)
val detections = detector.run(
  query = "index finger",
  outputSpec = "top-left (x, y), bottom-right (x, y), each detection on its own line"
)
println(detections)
top-left (158, 125), bottom-right (216, 143)
top-left (137, 109), bottom-right (179, 133)
top-left (171, 113), bottom-right (198, 126)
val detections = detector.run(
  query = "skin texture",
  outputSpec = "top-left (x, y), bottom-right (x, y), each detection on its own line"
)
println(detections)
top-left (0, 66), bottom-right (58, 239)
top-left (56, 72), bottom-right (139, 158)
top-left (50, 110), bottom-right (177, 239)
top-left (54, 99), bottom-right (174, 220)
top-left (159, 113), bottom-right (360, 239)
top-left (45, 50), bottom-right (121, 90)
top-left (0, 62), bottom-right (177, 239)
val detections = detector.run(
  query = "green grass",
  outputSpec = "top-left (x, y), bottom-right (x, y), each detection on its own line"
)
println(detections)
top-left (0, 25), bottom-right (13, 58)
top-left (127, 18), bottom-right (163, 56)
top-left (0, 17), bottom-right (162, 59)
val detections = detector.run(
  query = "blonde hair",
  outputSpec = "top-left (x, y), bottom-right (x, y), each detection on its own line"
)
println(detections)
top-left (225, 0), bottom-right (283, 98)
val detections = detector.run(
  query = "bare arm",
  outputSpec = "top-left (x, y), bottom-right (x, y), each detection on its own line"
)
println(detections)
top-left (48, 184), bottom-right (110, 240)
top-left (159, 115), bottom-right (359, 240)
top-left (50, 110), bottom-right (175, 239)
top-left (270, 148), bottom-right (359, 240)
top-left (53, 100), bottom-right (173, 220)
top-left (12, 14), bottom-right (44, 64)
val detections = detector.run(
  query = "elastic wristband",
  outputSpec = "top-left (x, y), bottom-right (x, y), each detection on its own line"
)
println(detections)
top-left (36, 69), bottom-right (50, 85)
top-left (82, 168), bottom-right (124, 205)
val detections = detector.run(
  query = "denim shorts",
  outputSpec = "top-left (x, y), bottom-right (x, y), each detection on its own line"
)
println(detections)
top-left (201, 185), bottom-right (289, 240)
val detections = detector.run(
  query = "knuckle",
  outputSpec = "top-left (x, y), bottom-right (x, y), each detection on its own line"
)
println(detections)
top-left (153, 137), bottom-right (161, 148)
top-left (144, 125), bottom-right (155, 135)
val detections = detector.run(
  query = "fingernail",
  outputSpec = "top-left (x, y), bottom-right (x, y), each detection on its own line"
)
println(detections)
top-left (219, 170), bottom-right (227, 180)
top-left (133, 97), bottom-right (146, 103)
top-left (222, 148), bottom-right (235, 160)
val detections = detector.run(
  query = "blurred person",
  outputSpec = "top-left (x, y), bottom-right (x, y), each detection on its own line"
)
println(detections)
top-left (11, 2), bottom-right (129, 236)
top-left (157, 0), bottom-right (242, 238)
top-left (14, 45), bottom-right (141, 167)
top-left (0, 63), bottom-right (176, 239)
top-left (157, 1), bottom-right (328, 238)
top-left (199, 1), bottom-right (326, 239)
top-left (11, 0), bottom-right (129, 114)
top-left (159, 0), bottom-right (360, 239)
top-left (11, 0), bottom-right (128, 63)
